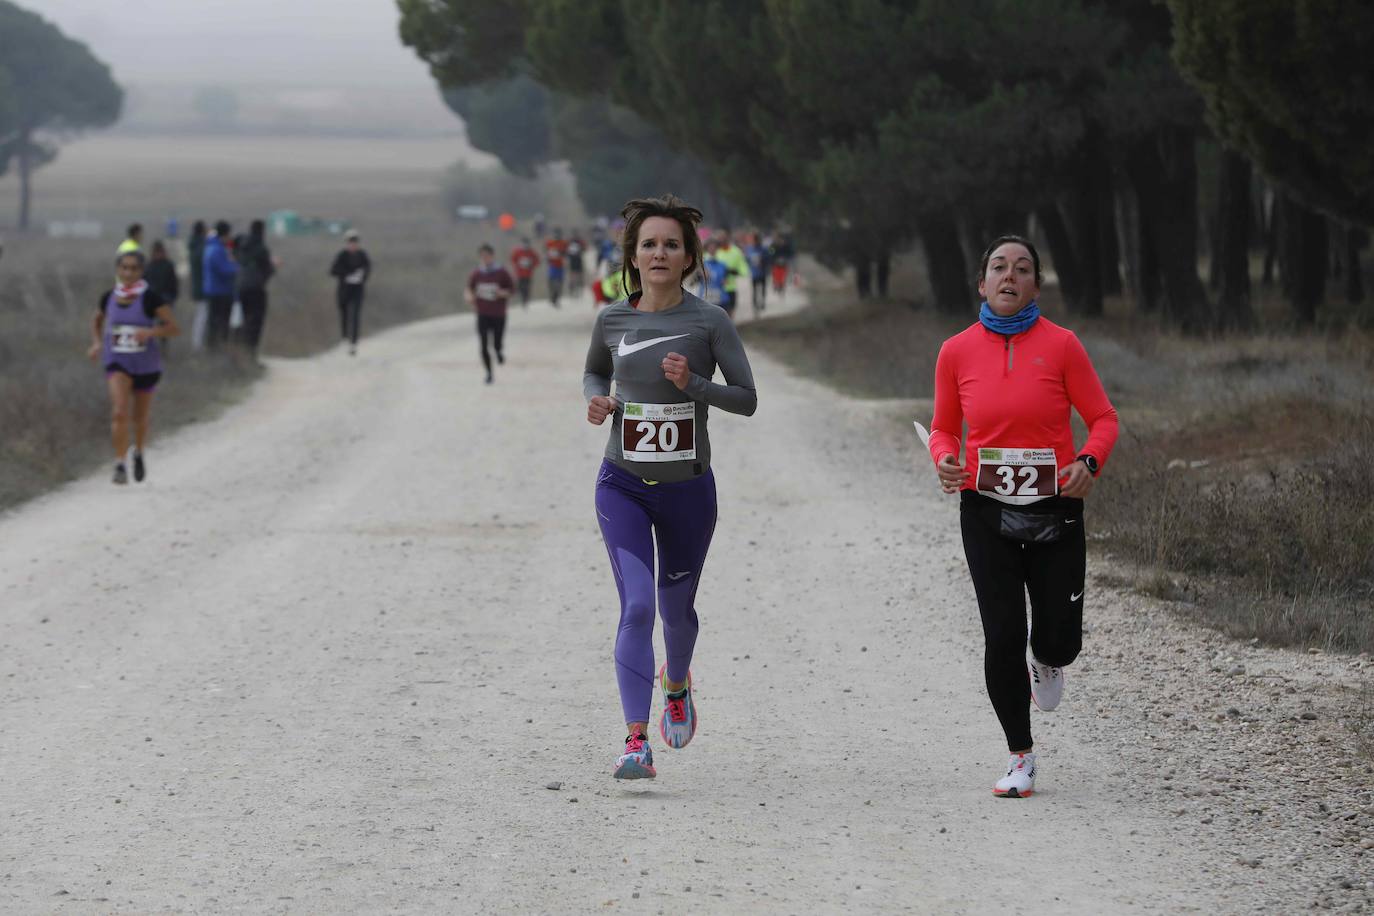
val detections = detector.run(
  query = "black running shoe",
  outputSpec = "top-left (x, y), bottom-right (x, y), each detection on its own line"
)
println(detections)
top-left (112, 463), bottom-right (128, 485)
top-left (133, 450), bottom-right (146, 482)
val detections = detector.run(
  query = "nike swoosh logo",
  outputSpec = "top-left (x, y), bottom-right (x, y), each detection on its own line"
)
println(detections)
top-left (667, 571), bottom-right (691, 581)
top-left (1070, 591), bottom-right (1083, 602)
top-left (618, 333), bottom-right (688, 357)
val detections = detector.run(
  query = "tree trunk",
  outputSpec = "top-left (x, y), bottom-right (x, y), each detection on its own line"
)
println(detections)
top-left (1215, 149), bottom-right (1253, 330)
top-left (1067, 190), bottom-right (1104, 315)
top-left (1280, 195), bottom-right (1327, 324)
top-left (917, 209), bottom-right (972, 314)
top-left (18, 129), bottom-right (33, 232)
top-left (876, 251), bottom-right (890, 299)
top-left (1125, 127), bottom-right (1211, 330)
top-left (1036, 201), bottom-right (1084, 313)
top-left (853, 256), bottom-right (872, 300)
top-left (1261, 184), bottom-right (1278, 288)
top-left (1346, 228), bottom-right (1367, 304)
top-left (1065, 130), bottom-right (1107, 317)
top-left (1100, 186), bottom-right (1123, 297)
top-left (1082, 125), bottom-right (1116, 309)
top-left (1118, 188), bottom-right (1146, 308)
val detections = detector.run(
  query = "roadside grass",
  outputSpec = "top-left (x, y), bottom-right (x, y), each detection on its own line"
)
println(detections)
top-left (745, 254), bottom-right (1374, 655)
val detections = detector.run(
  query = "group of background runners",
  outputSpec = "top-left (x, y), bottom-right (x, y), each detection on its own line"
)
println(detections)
top-left (583, 195), bottom-right (1117, 799)
top-left (503, 223), bottom-right (795, 316)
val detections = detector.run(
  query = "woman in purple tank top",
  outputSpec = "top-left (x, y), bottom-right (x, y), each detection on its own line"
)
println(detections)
top-left (87, 251), bottom-right (179, 484)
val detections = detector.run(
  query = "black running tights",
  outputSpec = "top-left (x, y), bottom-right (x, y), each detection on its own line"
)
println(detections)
top-left (959, 491), bottom-right (1086, 752)
top-left (477, 314), bottom-right (506, 374)
top-left (338, 287), bottom-right (364, 345)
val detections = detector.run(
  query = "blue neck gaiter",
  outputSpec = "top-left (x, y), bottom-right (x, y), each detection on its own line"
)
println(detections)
top-left (979, 299), bottom-right (1040, 336)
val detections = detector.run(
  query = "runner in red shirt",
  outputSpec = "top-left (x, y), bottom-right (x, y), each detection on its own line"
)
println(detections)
top-left (466, 243), bottom-right (516, 384)
top-left (544, 230), bottom-right (569, 308)
top-left (927, 234), bottom-right (1118, 799)
top-left (509, 238), bottom-right (540, 308)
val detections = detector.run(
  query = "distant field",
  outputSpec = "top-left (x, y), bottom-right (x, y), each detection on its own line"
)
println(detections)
top-left (0, 134), bottom-right (497, 228)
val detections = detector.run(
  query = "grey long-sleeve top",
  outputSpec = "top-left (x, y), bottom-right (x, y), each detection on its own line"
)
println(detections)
top-left (583, 291), bottom-right (757, 482)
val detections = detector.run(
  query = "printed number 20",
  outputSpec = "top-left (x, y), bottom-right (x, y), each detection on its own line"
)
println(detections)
top-left (634, 420), bottom-right (679, 452)
top-left (994, 465), bottom-right (1038, 496)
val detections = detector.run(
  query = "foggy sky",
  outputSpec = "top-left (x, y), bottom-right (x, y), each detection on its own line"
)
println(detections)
top-left (25, 0), bottom-right (439, 91)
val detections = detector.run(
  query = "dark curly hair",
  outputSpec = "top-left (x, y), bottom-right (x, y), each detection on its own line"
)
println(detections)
top-left (977, 234), bottom-right (1043, 287)
top-left (619, 194), bottom-right (704, 294)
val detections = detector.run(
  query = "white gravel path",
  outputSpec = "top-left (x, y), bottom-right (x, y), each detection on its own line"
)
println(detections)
top-left (1, 299), bottom-right (1369, 914)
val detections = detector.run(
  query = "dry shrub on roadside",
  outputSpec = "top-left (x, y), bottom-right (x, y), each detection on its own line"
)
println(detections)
top-left (1095, 406), bottom-right (1374, 652)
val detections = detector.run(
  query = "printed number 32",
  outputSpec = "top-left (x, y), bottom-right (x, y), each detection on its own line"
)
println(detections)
top-left (635, 420), bottom-right (679, 452)
top-left (994, 465), bottom-right (1039, 496)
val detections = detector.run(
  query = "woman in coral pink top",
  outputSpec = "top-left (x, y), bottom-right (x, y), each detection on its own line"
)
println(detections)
top-left (928, 235), bottom-right (1118, 799)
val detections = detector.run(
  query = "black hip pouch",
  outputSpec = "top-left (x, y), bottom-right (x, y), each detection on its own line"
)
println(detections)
top-left (998, 507), bottom-right (1064, 544)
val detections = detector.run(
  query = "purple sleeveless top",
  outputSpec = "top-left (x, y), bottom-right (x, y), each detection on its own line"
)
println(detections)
top-left (101, 290), bottom-right (163, 375)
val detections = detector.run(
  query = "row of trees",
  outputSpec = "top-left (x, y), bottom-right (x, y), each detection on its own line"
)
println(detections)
top-left (399, 0), bottom-right (1373, 328)
top-left (0, 1), bottom-right (122, 230)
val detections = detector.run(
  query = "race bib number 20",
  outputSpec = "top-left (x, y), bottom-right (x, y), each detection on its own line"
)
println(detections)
top-left (976, 447), bottom-right (1058, 500)
top-left (621, 402), bottom-right (697, 462)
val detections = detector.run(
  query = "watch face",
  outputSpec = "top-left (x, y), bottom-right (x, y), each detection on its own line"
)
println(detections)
top-left (1081, 456), bottom-right (1099, 474)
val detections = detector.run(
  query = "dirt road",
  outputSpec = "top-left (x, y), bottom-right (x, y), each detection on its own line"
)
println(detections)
top-left (0, 300), bottom-right (1326, 913)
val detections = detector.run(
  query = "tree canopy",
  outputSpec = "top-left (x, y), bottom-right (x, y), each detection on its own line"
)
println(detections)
top-left (1168, 0), bottom-right (1374, 226)
top-left (400, 0), bottom-right (1371, 325)
top-left (0, 0), bottom-right (122, 228)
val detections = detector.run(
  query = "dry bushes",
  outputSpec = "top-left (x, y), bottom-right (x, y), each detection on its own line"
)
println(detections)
top-left (1095, 403), bottom-right (1374, 652)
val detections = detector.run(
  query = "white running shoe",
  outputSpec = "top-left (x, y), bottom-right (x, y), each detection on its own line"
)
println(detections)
top-left (1028, 657), bottom-right (1064, 711)
top-left (993, 752), bottom-right (1037, 798)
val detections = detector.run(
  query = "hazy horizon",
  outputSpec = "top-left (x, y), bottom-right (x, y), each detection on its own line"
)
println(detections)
top-left (22, 0), bottom-right (461, 135)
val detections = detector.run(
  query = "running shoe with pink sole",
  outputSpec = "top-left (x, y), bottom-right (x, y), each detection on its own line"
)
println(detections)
top-left (993, 752), bottom-right (1037, 798)
top-left (613, 730), bottom-right (656, 780)
top-left (657, 663), bottom-right (697, 749)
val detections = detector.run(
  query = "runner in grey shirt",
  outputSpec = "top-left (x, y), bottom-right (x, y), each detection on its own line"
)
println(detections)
top-left (583, 291), bottom-right (757, 483)
top-left (584, 193), bottom-right (757, 781)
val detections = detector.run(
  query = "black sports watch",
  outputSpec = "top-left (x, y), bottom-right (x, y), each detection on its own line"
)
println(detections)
top-left (1076, 454), bottom-right (1100, 477)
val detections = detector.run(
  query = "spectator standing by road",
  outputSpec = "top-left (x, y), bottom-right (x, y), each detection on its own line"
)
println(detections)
top-left (235, 219), bottom-right (277, 362)
top-left (186, 221), bottom-right (208, 350)
top-left (202, 221), bottom-right (238, 350)
top-left (144, 241), bottom-right (179, 357)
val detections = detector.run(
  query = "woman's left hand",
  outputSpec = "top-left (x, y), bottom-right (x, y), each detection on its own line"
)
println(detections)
top-left (1058, 461), bottom-right (1096, 499)
top-left (134, 327), bottom-right (158, 343)
top-left (662, 352), bottom-right (691, 391)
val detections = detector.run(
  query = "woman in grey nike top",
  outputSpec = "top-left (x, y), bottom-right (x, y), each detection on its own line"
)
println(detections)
top-left (583, 194), bottom-right (757, 780)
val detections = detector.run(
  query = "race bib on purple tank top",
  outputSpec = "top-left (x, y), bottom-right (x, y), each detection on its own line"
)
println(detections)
top-left (110, 324), bottom-right (147, 354)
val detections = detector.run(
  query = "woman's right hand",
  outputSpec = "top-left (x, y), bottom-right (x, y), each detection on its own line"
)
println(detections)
top-left (936, 453), bottom-right (969, 494)
top-left (86, 342), bottom-right (100, 363)
top-left (587, 395), bottom-right (620, 426)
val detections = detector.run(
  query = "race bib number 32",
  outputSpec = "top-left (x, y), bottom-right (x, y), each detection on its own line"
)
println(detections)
top-left (621, 402), bottom-right (697, 462)
top-left (976, 447), bottom-right (1058, 500)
